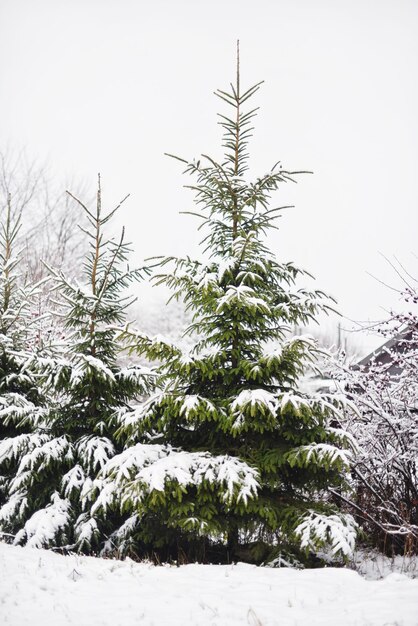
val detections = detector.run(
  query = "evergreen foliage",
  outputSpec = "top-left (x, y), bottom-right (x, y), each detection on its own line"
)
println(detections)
top-left (0, 196), bottom-right (47, 521)
top-left (0, 195), bottom-right (44, 438)
top-left (0, 179), bottom-right (153, 550)
top-left (102, 46), bottom-right (358, 563)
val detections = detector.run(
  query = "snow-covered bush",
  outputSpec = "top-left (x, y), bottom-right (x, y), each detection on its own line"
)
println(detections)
top-left (331, 269), bottom-right (418, 554)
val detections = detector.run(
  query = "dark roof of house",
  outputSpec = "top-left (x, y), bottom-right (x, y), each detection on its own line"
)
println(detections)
top-left (355, 328), bottom-right (415, 373)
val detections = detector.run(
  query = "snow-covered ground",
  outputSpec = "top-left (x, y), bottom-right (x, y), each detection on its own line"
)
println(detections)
top-left (350, 549), bottom-right (418, 581)
top-left (1, 543), bottom-right (418, 626)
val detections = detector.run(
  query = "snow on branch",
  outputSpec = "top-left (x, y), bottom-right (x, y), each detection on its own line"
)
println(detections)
top-left (101, 514), bottom-right (140, 556)
top-left (295, 511), bottom-right (357, 557)
top-left (76, 436), bottom-right (115, 472)
top-left (231, 389), bottom-right (278, 417)
top-left (17, 436), bottom-right (73, 474)
top-left (62, 465), bottom-right (86, 498)
top-left (0, 491), bottom-right (28, 523)
top-left (285, 443), bottom-right (353, 471)
top-left (176, 394), bottom-right (218, 420)
top-left (279, 393), bottom-right (311, 415)
top-left (14, 493), bottom-right (72, 549)
top-left (69, 355), bottom-right (116, 387)
top-left (216, 285), bottom-right (271, 314)
top-left (74, 512), bottom-right (100, 550)
top-left (0, 433), bottom-right (51, 465)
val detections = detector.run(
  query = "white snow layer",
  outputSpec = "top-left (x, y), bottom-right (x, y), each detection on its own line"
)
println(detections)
top-left (295, 511), bottom-right (357, 557)
top-left (1, 543), bottom-right (417, 626)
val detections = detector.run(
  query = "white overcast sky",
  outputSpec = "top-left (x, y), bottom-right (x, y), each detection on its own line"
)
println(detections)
top-left (1, 0), bottom-right (417, 342)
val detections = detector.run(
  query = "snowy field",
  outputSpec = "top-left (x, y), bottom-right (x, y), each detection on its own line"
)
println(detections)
top-left (1, 544), bottom-right (418, 626)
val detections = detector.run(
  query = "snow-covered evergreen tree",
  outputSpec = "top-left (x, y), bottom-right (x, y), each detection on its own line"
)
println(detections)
top-left (0, 194), bottom-right (45, 434)
top-left (0, 178), bottom-right (153, 550)
top-left (0, 195), bottom-right (47, 523)
top-left (98, 48), bottom-right (358, 563)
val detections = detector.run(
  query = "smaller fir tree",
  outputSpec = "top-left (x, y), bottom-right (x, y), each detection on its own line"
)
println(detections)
top-left (0, 178), bottom-right (153, 551)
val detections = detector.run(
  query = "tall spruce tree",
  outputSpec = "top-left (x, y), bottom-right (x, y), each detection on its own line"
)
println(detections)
top-left (94, 47), bottom-right (358, 563)
top-left (0, 178), bottom-right (153, 550)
